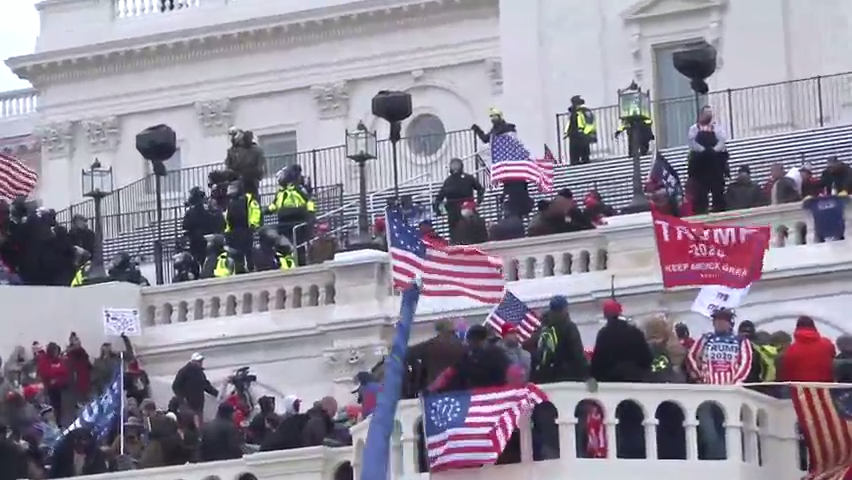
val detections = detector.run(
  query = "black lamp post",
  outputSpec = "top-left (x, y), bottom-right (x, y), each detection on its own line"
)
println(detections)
top-left (618, 82), bottom-right (653, 214)
top-left (346, 121), bottom-right (379, 249)
top-left (81, 159), bottom-right (113, 278)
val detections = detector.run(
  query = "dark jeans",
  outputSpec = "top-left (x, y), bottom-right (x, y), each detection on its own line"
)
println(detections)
top-left (569, 138), bottom-right (591, 165)
top-left (692, 178), bottom-right (726, 214)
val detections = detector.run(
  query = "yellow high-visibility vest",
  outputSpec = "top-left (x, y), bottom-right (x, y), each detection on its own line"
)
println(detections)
top-left (213, 252), bottom-right (234, 278)
top-left (224, 193), bottom-right (262, 232)
top-left (70, 262), bottom-right (91, 287)
top-left (276, 253), bottom-right (296, 270)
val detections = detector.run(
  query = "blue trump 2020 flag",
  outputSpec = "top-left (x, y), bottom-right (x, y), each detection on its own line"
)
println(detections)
top-left (55, 366), bottom-right (123, 445)
top-left (804, 195), bottom-right (848, 242)
top-left (359, 281), bottom-right (421, 480)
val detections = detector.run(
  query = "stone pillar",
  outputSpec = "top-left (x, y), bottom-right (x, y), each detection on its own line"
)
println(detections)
top-left (598, 212), bottom-right (659, 273)
top-left (329, 249), bottom-right (391, 319)
top-left (34, 121), bottom-right (76, 208)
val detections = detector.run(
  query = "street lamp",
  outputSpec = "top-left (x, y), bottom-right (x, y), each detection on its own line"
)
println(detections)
top-left (346, 121), bottom-right (378, 248)
top-left (618, 81), bottom-right (653, 214)
top-left (81, 159), bottom-right (114, 278)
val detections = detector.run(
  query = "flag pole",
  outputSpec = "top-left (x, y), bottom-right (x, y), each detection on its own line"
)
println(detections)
top-left (119, 350), bottom-right (125, 456)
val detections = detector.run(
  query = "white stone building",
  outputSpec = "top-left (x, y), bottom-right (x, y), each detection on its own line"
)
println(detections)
top-left (4, 0), bottom-right (852, 209)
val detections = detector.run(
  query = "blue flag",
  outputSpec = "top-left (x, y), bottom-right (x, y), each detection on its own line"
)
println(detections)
top-left (804, 196), bottom-right (848, 242)
top-left (54, 366), bottom-right (123, 446)
top-left (359, 281), bottom-right (421, 480)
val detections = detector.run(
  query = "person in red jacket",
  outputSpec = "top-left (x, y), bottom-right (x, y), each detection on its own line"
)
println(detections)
top-left (36, 342), bottom-right (71, 425)
top-left (65, 332), bottom-right (93, 404)
top-left (778, 316), bottom-right (836, 382)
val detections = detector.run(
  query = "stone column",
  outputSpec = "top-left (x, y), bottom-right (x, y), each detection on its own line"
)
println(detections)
top-left (34, 121), bottom-right (76, 208)
top-left (329, 249), bottom-right (392, 320)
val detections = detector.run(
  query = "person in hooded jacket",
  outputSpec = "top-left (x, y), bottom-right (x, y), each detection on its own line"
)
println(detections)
top-left (428, 325), bottom-right (511, 392)
top-left (199, 403), bottom-right (245, 462)
top-left (778, 316), bottom-right (836, 383)
top-left (451, 200), bottom-right (488, 245)
top-left (434, 158), bottom-right (485, 236)
top-left (529, 295), bottom-right (589, 384)
top-left (406, 319), bottom-right (466, 388)
top-left (224, 128), bottom-right (266, 198)
top-left (820, 156), bottom-right (852, 195)
top-left (303, 397), bottom-right (338, 447)
top-left (489, 202), bottom-right (526, 241)
top-left (247, 396), bottom-right (278, 445)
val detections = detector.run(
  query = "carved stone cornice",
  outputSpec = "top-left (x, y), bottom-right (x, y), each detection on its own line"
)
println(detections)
top-left (323, 340), bottom-right (387, 384)
top-left (484, 58), bottom-right (503, 95)
top-left (8, 0), bottom-right (499, 85)
top-left (194, 99), bottom-right (233, 137)
top-left (35, 121), bottom-right (75, 159)
top-left (311, 82), bottom-right (349, 120)
top-left (82, 116), bottom-right (121, 153)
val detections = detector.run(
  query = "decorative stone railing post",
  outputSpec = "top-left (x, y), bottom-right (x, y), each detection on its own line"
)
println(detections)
top-left (329, 250), bottom-right (392, 314)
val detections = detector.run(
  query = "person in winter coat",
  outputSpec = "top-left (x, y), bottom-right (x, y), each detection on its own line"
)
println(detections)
top-left (428, 324), bottom-right (511, 392)
top-left (643, 315), bottom-right (687, 383)
top-left (590, 300), bottom-right (653, 383)
top-left (406, 319), bottom-right (466, 387)
top-left (498, 324), bottom-right (531, 384)
top-left (583, 190), bottom-right (615, 225)
top-left (778, 316), bottom-right (836, 382)
top-left (4, 345), bottom-right (38, 386)
top-left (529, 295), bottom-right (589, 384)
top-left (303, 397), bottom-right (338, 447)
top-left (224, 128), bottom-right (266, 197)
top-left (35, 343), bottom-right (70, 426)
top-left (528, 190), bottom-right (594, 237)
top-left (434, 158), bottom-right (485, 236)
top-left (171, 352), bottom-right (219, 425)
top-left (49, 428), bottom-right (109, 478)
top-left (833, 335), bottom-right (852, 383)
top-left (725, 165), bottom-right (766, 210)
top-left (674, 323), bottom-right (695, 350)
top-left (451, 200), bottom-right (488, 245)
top-left (489, 202), bottom-right (526, 241)
top-left (820, 156), bottom-right (852, 195)
top-left (247, 396), bottom-right (277, 445)
top-left (125, 360), bottom-right (151, 407)
top-left (91, 341), bottom-right (121, 396)
top-left (687, 106), bottom-right (729, 214)
top-left (65, 332), bottom-right (92, 404)
top-left (199, 403), bottom-right (245, 462)
top-left (0, 424), bottom-right (31, 479)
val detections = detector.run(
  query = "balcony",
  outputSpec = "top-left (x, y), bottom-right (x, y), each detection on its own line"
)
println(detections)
top-left (0, 88), bottom-right (40, 138)
top-left (138, 201), bottom-right (846, 328)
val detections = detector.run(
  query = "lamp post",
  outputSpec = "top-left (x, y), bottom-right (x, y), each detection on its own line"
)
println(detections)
top-left (346, 121), bottom-right (378, 249)
top-left (81, 159), bottom-right (114, 278)
top-left (618, 82), bottom-right (653, 214)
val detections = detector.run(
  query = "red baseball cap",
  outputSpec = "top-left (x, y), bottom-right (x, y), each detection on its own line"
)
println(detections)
top-left (501, 323), bottom-right (518, 337)
top-left (602, 299), bottom-right (623, 318)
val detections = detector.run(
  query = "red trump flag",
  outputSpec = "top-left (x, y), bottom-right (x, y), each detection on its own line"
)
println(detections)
top-left (651, 210), bottom-right (769, 289)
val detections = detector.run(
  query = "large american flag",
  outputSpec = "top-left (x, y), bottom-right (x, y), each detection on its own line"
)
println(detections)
top-left (423, 384), bottom-right (547, 472)
top-left (791, 385), bottom-right (852, 480)
top-left (386, 208), bottom-right (504, 304)
top-left (0, 152), bottom-right (38, 200)
top-left (490, 135), bottom-right (553, 193)
top-left (485, 291), bottom-right (541, 341)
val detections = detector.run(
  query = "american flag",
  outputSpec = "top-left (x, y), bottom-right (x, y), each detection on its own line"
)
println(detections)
top-left (386, 208), bottom-right (504, 304)
top-left (647, 149), bottom-right (682, 204)
top-left (791, 385), bottom-right (852, 480)
top-left (490, 135), bottom-right (553, 193)
top-left (0, 152), bottom-right (38, 200)
top-left (485, 291), bottom-right (541, 341)
top-left (423, 384), bottom-right (547, 472)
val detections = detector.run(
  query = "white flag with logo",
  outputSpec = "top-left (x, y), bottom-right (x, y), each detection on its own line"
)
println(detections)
top-left (691, 284), bottom-right (751, 318)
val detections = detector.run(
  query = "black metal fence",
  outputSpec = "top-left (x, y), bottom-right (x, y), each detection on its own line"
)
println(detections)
top-left (555, 71), bottom-right (852, 161)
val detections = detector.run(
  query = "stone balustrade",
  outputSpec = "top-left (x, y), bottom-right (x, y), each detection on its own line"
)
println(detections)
top-left (63, 383), bottom-right (801, 480)
top-left (0, 88), bottom-right (38, 118)
top-left (140, 202), bottom-right (834, 326)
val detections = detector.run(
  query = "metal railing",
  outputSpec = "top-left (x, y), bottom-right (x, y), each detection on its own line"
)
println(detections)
top-left (555, 71), bottom-right (852, 161)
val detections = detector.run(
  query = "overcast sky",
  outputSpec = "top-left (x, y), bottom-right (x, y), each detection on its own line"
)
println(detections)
top-left (0, 0), bottom-right (39, 91)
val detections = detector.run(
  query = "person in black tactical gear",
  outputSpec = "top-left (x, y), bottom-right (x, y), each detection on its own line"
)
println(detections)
top-left (224, 180), bottom-right (262, 273)
top-left (108, 252), bottom-right (150, 286)
top-left (252, 227), bottom-right (295, 272)
top-left (183, 186), bottom-right (225, 273)
top-left (225, 128), bottom-right (267, 198)
top-left (267, 164), bottom-right (315, 267)
top-left (208, 169), bottom-right (239, 211)
top-left (172, 251), bottom-right (198, 283)
top-left (275, 235), bottom-right (297, 269)
top-left (471, 108), bottom-right (517, 144)
top-left (434, 158), bottom-right (485, 236)
top-left (68, 214), bottom-right (96, 260)
top-left (201, 234), bottom-right (234, 279)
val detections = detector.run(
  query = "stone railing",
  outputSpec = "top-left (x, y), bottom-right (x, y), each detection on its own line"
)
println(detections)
top-left (113, 0), bottom-right (203, 18)
top-left (140, 202), bottom-right (834, 326)
top-left (347, 382), bottom-right (801, 480)
top-left (0, 88), bottom-right (38, 118)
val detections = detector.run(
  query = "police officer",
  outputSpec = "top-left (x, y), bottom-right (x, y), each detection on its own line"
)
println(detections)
top-left (172, 251), bottom-right (197, 283)
top-left (107, 252), bottom-right (149, 286)
top-left (69, 247), bottom-right (92, 287)
top-left (267, 164), bottom-right (315, 266)
top-left (183, 186), bottom-right (225, 273)
top-left (471, 108), bottom-right (517, 144)
top-left (253, 227), bottom-right (281, 272)
top-left (564, 95), bottom-right (598, 165)
top-left (274, 235), bottom-right (297, 270)
top-left (614, 82), bottom-right (654, 157)
top-left (201, 234), bottom-right (231, 279)
top-left (434, 158), bottom-right (485, 235)
top-left (224, 180), bottom-right (261, 273)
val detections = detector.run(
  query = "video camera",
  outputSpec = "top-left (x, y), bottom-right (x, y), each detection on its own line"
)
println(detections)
top-left (228, 367), bottom-right (258, 394)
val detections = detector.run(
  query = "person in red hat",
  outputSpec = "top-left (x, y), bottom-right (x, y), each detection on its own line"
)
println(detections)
top-left (450, 199), bottom-right (488, 245)
top-left (590, 299), bottom-right (653, 383)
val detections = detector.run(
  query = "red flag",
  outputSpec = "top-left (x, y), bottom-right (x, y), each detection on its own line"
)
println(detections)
top-left (651, 209), bottom-right (769, 289)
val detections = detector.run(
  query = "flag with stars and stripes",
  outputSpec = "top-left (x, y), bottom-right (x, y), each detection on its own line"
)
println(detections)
top-left (423, 384), bottom-right (547, 472)
top-left (484, 291), bottom-right (541, 341)
top-left (791, 384), bottom-right (852, 480)
top-left (386, 207), bottom-right (504, 304)
top-left (489, 134), bottom-right (553, 194)
top-left (0, 152), bottom-right (38, 200)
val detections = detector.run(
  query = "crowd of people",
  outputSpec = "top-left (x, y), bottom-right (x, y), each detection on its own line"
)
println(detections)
top-left (0, 333), bottom-right (364, 479)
